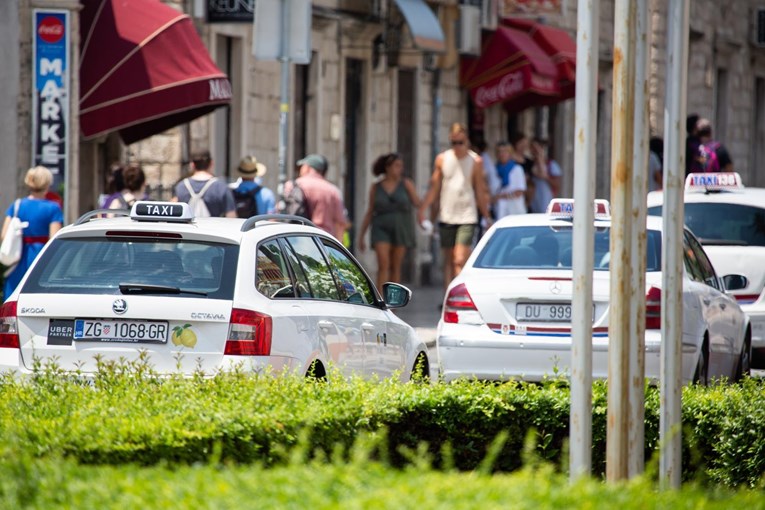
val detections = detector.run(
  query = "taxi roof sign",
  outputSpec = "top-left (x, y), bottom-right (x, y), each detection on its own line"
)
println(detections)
top-left (546, 199), bottom-right (611, 220)
top-left (685, 172), bottom-right (743, 191)
top-left (130, 201), bottom-right (194, 222)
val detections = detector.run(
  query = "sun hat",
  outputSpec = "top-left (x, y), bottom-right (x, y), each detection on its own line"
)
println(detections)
top-left (237, 155), bottom-right (267, 179)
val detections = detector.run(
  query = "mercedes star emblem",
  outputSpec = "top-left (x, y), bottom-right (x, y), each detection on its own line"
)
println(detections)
top-left (549, 281), bottom-right (562, 294)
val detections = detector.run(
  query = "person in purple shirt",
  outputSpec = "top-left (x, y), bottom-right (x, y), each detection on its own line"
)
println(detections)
top-left (2, 166), bottom-right (63, 298)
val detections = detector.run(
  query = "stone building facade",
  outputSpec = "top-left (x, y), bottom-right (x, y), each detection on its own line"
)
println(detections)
top-left (3, 0), bottom-right (765, 282)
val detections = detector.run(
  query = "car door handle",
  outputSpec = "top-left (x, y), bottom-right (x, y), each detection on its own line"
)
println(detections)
top-left (318, 320), bottom-right (333, 330)
top-left (361, 323), bottom-right (376, 333)
top-left (702, 298), bottom-right (711, 306)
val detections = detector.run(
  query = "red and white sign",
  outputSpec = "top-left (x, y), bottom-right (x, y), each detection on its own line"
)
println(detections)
top-left (38, 16), bottom-right (64, 44)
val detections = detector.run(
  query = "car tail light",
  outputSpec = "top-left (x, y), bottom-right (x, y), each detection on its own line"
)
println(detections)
top-left (645, 287), bottom-right (661, 330)
top-left (0, 301), bottom-right (20, 349)
top-left (443, 283), bottom-right (478, 324)
top-left (225, 308), bottom-right (272, 356)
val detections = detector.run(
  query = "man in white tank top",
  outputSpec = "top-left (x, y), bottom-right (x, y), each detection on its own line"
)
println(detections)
top-left (419, 123), bottom-right (492, 291)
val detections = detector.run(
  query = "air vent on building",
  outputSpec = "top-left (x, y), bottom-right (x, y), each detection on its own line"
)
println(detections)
top-left (756, 7), bottom-right (765, 46)
top-left (459, 4), bottom-right (482, 55)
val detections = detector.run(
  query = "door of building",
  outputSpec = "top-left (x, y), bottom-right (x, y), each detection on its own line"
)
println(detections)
top-left (344, 58), bottom-right (364, 253)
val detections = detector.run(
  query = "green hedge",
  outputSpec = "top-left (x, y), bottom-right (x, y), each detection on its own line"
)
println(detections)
top-left (0, 365), bottom-right (764, 487)
top-left (1, 454), bottom-right (763, 509)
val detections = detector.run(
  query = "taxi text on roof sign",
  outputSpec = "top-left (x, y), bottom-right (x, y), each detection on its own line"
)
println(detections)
top-left (685, 172), bottom-right (744, 191)
top-left (131, 202), bottom-right (194, 222)
top-left (546, 199), bottom-right (611, 220)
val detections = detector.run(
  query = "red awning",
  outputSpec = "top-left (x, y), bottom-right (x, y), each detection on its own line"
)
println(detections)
top-left (79, 0), bottom-right (232, 144)
top-left (461, 26), bottom-right (560, 111)
top-left (502, 18), bottom-right (576, 100)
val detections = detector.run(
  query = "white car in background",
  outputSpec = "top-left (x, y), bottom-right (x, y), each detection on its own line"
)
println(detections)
top-left (0, 202), bottom-right (429, 381)
top-left (436, 199), bottom-right (751, 384)
top-left (647, 172), bottom-right (765, 367)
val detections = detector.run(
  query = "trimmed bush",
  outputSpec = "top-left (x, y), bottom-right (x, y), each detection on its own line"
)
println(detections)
top-left (0, 365), bottom-right (764, 487)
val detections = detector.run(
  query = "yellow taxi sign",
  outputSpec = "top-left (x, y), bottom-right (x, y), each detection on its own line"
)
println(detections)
top-left (130, 201), bottom-right (194, 222)
top-left (685, 172), bottom-right (743, 191)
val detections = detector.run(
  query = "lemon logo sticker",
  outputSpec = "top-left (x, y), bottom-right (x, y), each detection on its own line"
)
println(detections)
top-left (171, 324), bottom-right (197, 348)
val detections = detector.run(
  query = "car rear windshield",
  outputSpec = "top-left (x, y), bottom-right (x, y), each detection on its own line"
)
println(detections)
top-left (21, 237), bottom-right (239, 299)
top-left (648, 203), bottom-right (765, 247)
top-left (474, 225), bottom-right (662, 271)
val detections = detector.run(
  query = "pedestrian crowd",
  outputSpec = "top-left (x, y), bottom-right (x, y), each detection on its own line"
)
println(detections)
top-left (7, 114), bottom-right (733, 300)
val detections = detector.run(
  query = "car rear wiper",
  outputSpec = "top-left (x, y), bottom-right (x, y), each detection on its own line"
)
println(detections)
top-left (119, 283), bottom-right (207, 296)
top-left (698, 238), bottom-right (749, 246)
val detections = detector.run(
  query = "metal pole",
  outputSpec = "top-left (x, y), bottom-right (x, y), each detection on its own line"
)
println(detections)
top-left (277, 0), bottom-right (291, 195)
top-left (628, 0), bottom-right (650, 479)
top-left (607, 0), bottom-right (636, 483)
top-left (661, 0), bottom-right (689, 490)
top-left (569, 0), bottom-right (600, 481)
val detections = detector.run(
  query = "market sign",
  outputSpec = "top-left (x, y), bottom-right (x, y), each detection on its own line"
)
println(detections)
top-left (207, 0), bottom-right (254, 23)
top-left (499, 0), bottom-right (562, 16)
top-left (32, 9), bottom-right (69, 192)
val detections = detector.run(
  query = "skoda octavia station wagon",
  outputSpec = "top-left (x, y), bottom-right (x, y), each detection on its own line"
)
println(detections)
top-left (0, 202), bottom-right (429, 381)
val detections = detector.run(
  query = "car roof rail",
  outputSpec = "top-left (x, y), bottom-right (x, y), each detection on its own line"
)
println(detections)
top-left (73, 209), bottom-right (130, 226)
top-left (241, 214), bottom-right (318, 232)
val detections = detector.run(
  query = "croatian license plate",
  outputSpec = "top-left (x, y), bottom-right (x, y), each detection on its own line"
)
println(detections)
top-left (74, 319), bottom-right (169, 343)
top-left (516, 303), bottom-right (573, 322)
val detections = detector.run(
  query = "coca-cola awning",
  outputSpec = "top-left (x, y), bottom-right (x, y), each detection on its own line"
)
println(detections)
top-left (79, 0), bottom-right (232, 144)
top-left (501, 18), bottom-right (576, 100)
top-left (461, 25), bottom-right (560, 111)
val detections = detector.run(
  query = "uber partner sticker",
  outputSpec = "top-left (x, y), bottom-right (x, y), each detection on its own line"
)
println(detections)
top-left (47, 319), bottom-right (74, 345)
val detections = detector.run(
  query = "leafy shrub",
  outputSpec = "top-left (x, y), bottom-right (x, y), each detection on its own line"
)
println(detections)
top-left (0, 363), bottom-right (764, 487)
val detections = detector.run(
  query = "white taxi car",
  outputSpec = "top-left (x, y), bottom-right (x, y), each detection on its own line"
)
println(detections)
top-left (647, 173), bottom-right (765, 368)
top-left (436, 199), bottom-right (751, 384)
top-left (0, 202), bottom-right (429, 381)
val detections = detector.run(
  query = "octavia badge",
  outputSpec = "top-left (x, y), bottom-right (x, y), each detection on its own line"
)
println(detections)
top-left (549, 281), bottom-right (562, 295)
top-left (113, 299), bottom-right (127, 315)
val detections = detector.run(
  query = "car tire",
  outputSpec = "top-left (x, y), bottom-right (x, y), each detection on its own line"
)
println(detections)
top-left (693, 337), bottom-right (709, 386)
top-left (410, 352), bottom-right (430, 383)
top-left (306, 359), bottom-right (326, 381)
top-left (734, 330), bottom-right (751, 382)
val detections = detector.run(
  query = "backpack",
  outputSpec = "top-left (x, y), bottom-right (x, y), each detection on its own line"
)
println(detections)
top-left (0, 200), bottom-right (27, 267)
top-left (233, 184), bottom-right (262, 219)
top-left (183, 178), bottom-right (216, 218)
top-left (281, 180), bottom-right (311, 219)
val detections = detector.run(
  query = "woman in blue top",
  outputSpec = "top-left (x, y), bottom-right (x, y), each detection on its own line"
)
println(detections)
top-left (1, 166), bottom-right (63, 298)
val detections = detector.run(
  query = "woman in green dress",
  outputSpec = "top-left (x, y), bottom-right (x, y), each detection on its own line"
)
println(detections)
top-left (358, 153), bottom-right (422, 291)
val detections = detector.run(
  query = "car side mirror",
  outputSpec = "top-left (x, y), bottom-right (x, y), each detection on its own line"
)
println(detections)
top-left (722, 274), bottom-right (748, 292)
top-left (382, 282), bottom-right (411, 308)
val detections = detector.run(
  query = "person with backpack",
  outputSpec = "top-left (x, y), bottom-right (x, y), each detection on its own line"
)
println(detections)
top-left (107, 164), bottom-right (146, 211)
top-left (232, 155), bottom-right (276, 218)
top-left (696, 118), bottom-right (733, 172)
top-left (173, 150), bottom-right (236, 218)
top-left (282, 154), bottom-right (346, 240)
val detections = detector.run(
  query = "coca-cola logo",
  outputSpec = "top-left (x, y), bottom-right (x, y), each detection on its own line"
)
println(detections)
top-left (473, 71), bottom-right (525, 109)
top-left (38, 16), bottom-right (64, 44)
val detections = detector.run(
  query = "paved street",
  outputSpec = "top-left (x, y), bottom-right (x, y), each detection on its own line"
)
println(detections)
top-left (396, 284), bottom-right (444, 349)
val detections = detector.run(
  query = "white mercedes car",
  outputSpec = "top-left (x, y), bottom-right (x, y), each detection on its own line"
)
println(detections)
top-left (648, 172), bottom-right (765, 367)
top-left (0, 202), bottom-right (429, 381)
top-left (436, 199), bottom-right (751, 384)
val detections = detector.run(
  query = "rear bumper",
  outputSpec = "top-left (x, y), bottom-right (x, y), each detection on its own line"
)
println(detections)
top-left (436, 323), bottom-right (699, 384)
top-left (0, 351), bottom-right (300, 378)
